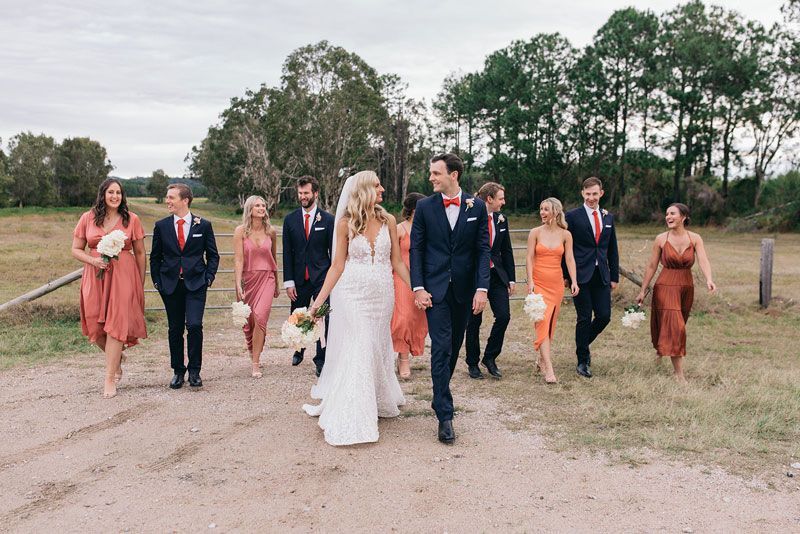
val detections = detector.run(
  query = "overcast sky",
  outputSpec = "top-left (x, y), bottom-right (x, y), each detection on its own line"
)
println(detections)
top-left (0, 0), bottom-right (786, 177)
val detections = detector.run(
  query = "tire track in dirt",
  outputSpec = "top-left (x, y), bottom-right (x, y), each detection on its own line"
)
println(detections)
top-left (1, 414), bottom-right (268, 531)
top-left (0, 402), bottom-right (157, 470)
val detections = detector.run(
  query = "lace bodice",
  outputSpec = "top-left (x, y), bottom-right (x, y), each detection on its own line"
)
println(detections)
top-left (347, 224), bottom-right (391, 266)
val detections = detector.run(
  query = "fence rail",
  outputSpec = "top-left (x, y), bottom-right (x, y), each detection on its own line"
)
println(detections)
top-left (0, 227), bottom-right (644, 313)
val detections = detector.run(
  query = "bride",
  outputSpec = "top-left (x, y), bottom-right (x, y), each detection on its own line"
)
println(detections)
top-left (303, 170), bottom-right (411, 446)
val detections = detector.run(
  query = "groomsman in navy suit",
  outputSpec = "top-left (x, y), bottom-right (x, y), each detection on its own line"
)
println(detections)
top-left (465, 181), bottom-right (516, 379)
top-left (282, 176), bottom-right (334, 377)
top-left (150, 183), bottom-right (219, 389)
top-left (411, 153), bottom-right (490, 444)
top-left (563, 177), bottom-right (619, 378)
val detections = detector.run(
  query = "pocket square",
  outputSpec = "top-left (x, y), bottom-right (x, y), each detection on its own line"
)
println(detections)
top-left (604, 225), bottom-right (612, 228)
top-left (192, 233), bottom-right (203, 237)
top-left (499, 228), bottom-right (507, 232)
top-left (467, 217), bottom-right (477, 222)
top-left (314, 227), bottom-right (325, 231)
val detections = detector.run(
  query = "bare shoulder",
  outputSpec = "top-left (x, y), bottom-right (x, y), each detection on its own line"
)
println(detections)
top-left (386, 213), bottom-right (397, 226)
top-left (233, 224), bottom-right (244, 237)
top-left (655, 231), bottom-right (669, 245)
top-left (688, 230), bottom-right (703, 244)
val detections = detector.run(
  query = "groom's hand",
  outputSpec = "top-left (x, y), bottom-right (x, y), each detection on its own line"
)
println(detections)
top-left (472, 291), bottom-right (488, 314)
top-left (414, 289), bottom-right (432, 309)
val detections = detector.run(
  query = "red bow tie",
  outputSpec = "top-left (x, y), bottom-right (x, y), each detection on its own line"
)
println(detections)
top-left (443, 196), bottom-right (461, 208)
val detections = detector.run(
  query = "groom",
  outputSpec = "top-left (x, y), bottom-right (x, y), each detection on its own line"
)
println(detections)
top-left (563, 177), bottom-right (619, 378)
top-left (411, 153), bottom-right (490, 444)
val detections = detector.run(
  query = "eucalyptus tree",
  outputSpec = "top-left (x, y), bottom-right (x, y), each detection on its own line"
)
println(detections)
top-left (147, 169), bottom-right (170, 203)
top-left (265, 41), bottom-right (389, 209)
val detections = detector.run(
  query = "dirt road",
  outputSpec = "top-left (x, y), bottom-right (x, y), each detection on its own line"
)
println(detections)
top-left (1, 328), bottom-right (798, 533)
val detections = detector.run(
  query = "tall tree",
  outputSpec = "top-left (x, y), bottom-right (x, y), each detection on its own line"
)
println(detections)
top-left (6, 132), bottom-right (56, 208)
top-left (54, 137), bottom-right (113, 206)
top-left (147, 169), bottom-right (170, 203)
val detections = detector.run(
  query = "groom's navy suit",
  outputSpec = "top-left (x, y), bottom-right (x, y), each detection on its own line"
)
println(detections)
top-left (150, 213), bottom-right (219, 374)
top-left (563, 206), bottom-right (619, 367)
top-left (410, 192), bottom-right (490, 422)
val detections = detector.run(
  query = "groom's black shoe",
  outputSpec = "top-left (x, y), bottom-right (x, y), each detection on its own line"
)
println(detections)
top-left (468, 365), bottom-right (484, 379)
top-left (315, 364), bottom-right (323, 378)
top-left (576, 363), bottom-right (592, 378)
top-left (482, 360), bottom-right (502, 379)
top-left (169, 372), bottom-right (185, 389)
top-left (292, 352), bottom-right (304, 366)
top-left (438, 420), bottom-right (455, 444)
top-left (188, 372), bottom-right (203, 388)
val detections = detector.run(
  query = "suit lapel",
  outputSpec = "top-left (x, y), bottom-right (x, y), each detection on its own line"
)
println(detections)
top-left (583, 208), bottom-right (596, 242)
top-left (163, 217), bottom-right (180, 253)
top-left (183, 212), bottom-right (194, 248)
top-left (433, 194), bottom-right (452, 238)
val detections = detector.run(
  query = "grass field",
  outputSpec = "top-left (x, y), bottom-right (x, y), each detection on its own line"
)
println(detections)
top-left (1, 198), bottom-right (798, 476)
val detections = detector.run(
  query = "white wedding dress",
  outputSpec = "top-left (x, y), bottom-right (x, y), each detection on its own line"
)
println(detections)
top-left (302, 223), bottom-right (406, 446)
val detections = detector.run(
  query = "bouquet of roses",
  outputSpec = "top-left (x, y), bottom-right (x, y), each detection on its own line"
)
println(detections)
top-left (95, 229), bottom-right (128, 279)
top-left (281, 302), bottom-right (332, 351)
top-left (524, 292), bottom-right (547, 323)
top-left (231, 301), bottom-right (252, 328)
top-left (621, 304), bottom-right (646, 329)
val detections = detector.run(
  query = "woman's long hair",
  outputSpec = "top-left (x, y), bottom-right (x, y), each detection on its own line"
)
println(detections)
top-left (345, 171), bottom-right (389, 238)
top-left (541, 197), bottom-right (567, 230)
top-left (92, 178), bottom-right (130, 228)
top-left (401, 192), bottom-right (425, 221)
top-left (241, 195), bottom-right (271, 236)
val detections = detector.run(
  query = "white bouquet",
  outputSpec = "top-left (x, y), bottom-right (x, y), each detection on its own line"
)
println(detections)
top-left (621, 304), bottom-right (646, 329)
top-left (231, 301), bottom-right (252, 328)
top-left (280, 304), bottom-right (331, 351)
top-left (95, 229), bottom-right (128, 279)
top-left (524, 293), bottom-right (547, 323)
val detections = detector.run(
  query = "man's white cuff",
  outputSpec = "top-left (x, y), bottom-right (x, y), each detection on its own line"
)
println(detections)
top-left (284, 280), bottom-right (295, 289)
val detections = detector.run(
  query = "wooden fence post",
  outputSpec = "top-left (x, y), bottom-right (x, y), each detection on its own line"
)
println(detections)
top-left (759, 238), bottom-right (774, 308)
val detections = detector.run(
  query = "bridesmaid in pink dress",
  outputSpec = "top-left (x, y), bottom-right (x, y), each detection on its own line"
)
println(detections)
top-left (391, 193), bottom-right (428, 378)
top-left (234, 195), bottom-right (279, 378)
top-left (71, 179), bottom-right (147, 398)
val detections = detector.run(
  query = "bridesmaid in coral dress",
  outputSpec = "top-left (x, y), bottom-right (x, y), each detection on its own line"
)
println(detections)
top-left (234, 195), bottom-right (279, 378)
top-left (71, 178), bottom-right (147, 398)
top-left (637, 203), bottom-right (716, 382)
top-left (391, 193), bottom-right (428, 379)
top-left (525, 198), bottom-right (579, 383)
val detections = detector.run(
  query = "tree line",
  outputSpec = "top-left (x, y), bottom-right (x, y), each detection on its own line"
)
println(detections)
top-left (190, 0), bottom-right (799, 228)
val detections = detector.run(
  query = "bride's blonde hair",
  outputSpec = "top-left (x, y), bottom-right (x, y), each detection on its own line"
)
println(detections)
top-left (241, 195), bottom-right (271, 236)
top-left (541, 197), bottom-right (568, 230)
top-left (345, 170), bottom-right (389, 238)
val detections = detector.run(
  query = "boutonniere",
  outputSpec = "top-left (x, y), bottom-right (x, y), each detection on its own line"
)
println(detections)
top-left (465, 198), bottom-right (474, 210)
top-left (192, 216), bottom-right (201, 226)
top-left (601, 209), bottom-right (608, 217)
top-left (498, 214), bottom-right (505, 224)
top-left (315, 213), bottom-right (322, 223)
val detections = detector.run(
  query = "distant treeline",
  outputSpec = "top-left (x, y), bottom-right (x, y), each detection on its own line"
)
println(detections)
top-left (188, 0), bottom-right (800, 230)
top-left (0, 132), bottom-right (205, 207)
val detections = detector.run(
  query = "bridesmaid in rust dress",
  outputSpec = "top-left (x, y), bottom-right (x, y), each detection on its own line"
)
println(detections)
top-left (234, 195), bottom-right (279, 378)
top-left (391, 193), bottom-right (428, 379)
top-left (525, 198), bottom-right (579, 383)
top-left (71, 178), bottom-right (147, 398)
top-left (637, 203), bottom-right (716, 382)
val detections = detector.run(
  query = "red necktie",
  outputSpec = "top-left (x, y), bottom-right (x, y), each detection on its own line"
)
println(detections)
top-left (304, 213), bottom-right (310, 280)
top-left (488, 218), bottom-right (494, 268)
top-left (593, 210), bottom-right (601, 244)
top-left (443, 196), bottom-right (460, 208)
top-left (177, 219), bottom-right (186, 250)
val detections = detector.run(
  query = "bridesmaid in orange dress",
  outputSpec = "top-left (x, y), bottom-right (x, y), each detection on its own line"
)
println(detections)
top-left (234, 195), bottom-right (279, 378)
top-left (391, 193), bottom-right (428, 378)
top-left (525, 198), bottom-right (578, 383)
top-left (637, 203), bottom-right (716, 382)
top-left (71, 178), bottom-right (147, 398)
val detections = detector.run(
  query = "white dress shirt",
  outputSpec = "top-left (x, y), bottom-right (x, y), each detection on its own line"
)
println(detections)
top-left (584, 203), bottom-right (603, 265)
top-left (284, 204), bottom-right (318, 289)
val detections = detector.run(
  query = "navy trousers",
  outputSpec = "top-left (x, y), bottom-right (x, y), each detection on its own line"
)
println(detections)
top-left (572, 267), bottom-right (611, 366)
